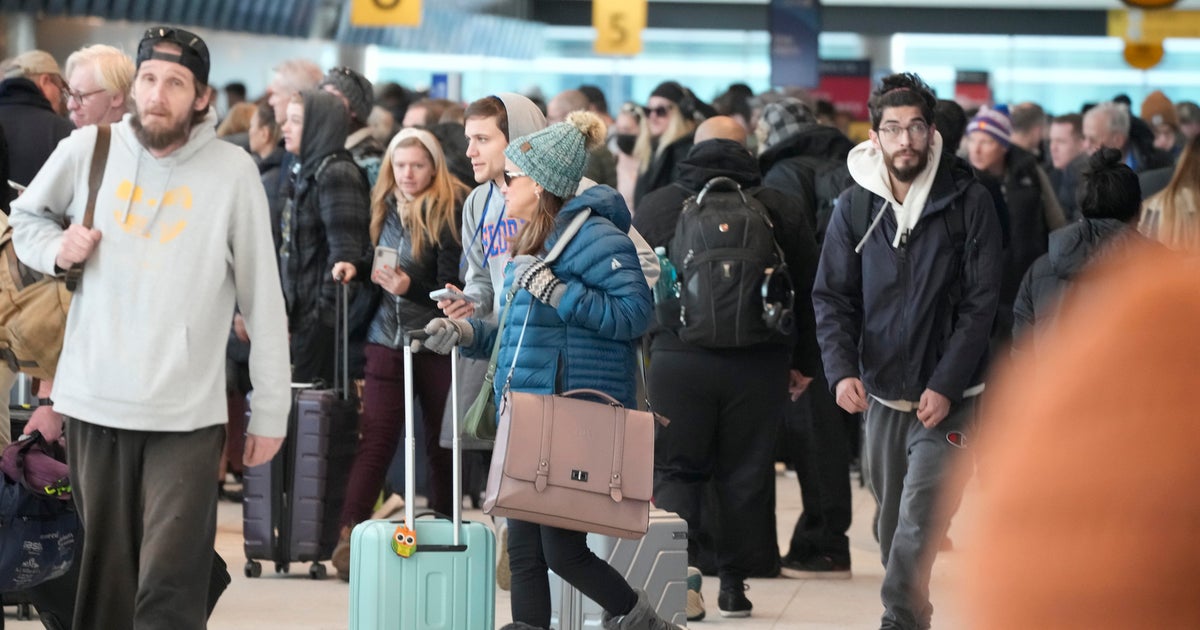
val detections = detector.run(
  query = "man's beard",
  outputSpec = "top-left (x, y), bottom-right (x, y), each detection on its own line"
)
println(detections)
top-left (883, 145), bottom-right (930, 183)
top-left (131, 109), bottom-right (192, 151)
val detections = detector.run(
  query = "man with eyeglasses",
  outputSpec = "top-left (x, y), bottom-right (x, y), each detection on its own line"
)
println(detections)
top-left (813, 72), bottom-right (1001, 630)
top-left (11, 26), bottom-right (290, 629)
top-left (0, 50), bottom-right (75, 200)
top-left (63, 44), bottom-right (135, 128)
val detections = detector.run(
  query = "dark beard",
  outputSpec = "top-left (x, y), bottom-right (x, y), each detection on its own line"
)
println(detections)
top-left (885, 147), bottom-right (930, 183)
top-left (131, 112), bottom-right (191, 151)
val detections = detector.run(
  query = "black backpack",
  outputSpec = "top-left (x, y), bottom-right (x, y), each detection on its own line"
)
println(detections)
top-left (663, 177), bottom-right (794, 348)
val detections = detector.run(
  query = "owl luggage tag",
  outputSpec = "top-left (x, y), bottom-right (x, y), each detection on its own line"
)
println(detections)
top-left (391, 522), bottom-right (417, 558)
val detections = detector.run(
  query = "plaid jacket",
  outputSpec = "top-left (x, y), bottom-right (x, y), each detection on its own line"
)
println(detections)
top-left (279, 152), bottom-right (371, 329)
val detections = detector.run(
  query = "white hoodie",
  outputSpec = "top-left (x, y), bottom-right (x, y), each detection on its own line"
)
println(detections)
top-left (846, 131), bottom-right (944, 251)
top-left (10, 112), bottom-right (292, 437)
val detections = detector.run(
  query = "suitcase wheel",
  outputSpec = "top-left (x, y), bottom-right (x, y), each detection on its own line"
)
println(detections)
top-left (244, 561), bottom-right (263, 578)
top-left (275, 562), bottom-right (289, 575)
top-left (308, 563), bottom-right (327, 580)
top-left (17, 603), bottom-right (32, 620)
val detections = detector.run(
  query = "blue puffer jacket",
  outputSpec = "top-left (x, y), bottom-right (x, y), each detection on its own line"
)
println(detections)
top-left (463, 185), bottom-right (652, 410)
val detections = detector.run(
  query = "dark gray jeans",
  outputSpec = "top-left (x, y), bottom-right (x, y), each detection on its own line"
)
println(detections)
top-left (67, 418), bottom-right (224, 630)
top-left (865, 396), bottom-right (976, 630)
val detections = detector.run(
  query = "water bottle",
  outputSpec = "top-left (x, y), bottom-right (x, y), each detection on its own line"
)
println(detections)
top-left (653, 246), bottom-right (679, 304)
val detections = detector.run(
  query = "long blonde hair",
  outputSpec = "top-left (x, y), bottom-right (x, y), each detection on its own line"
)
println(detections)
top-left (371, 128), bottom-right (468, 257)
top-left (1142, 133), bottom-right (1200, 250)
top-left (634, 103), bottom-right (696, 174)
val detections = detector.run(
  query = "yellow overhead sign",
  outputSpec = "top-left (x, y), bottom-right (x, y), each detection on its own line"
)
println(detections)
top-left (351, 0), bottom-right (422, 27)
top-left (594, 0), bottom-right (647, 56)
top-left (1108, 9), bottom-right (1200, 40)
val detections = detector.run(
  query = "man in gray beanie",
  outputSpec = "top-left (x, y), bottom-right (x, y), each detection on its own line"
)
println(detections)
top-left (321, 66), bottom-right (384, 184)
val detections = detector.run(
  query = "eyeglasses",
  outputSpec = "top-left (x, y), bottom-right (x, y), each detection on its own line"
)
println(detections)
top-left (878, 121), bottom-right (930, 141)
top-left (647, 105), bottom-right (673, 118)
top-left (67, 87), bottom-right (108, 107)
top-left (503, 171), bottom-right (528, 186)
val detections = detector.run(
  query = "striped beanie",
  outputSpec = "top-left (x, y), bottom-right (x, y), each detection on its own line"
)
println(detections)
top-left (967, 105), bottom-right (1013, 147)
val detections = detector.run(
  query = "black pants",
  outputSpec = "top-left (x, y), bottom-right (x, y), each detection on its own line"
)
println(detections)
top-left (782, 373), bottom-right (853, 564)
top-left (290, 321), bottom-right (335, 384)
top-left (649, 345), bottom-right (789, 583)
top-left (507, 519), bottom-right (637, 628)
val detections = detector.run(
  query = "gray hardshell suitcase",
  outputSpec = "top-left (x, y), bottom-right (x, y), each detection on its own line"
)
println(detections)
top-left (242, 284), bottom-right (358, 579)
top-left (550, 510), bottom-right (688, 629)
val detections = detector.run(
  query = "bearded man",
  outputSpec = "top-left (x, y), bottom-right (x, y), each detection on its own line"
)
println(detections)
top-left (811, 72), bottom-right (1002, 630)
top-left (10, 27), bottom-right (290, 628)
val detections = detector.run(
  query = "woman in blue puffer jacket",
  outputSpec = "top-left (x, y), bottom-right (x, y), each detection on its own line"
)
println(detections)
top-left (419, 112), bottom-right (676, 630)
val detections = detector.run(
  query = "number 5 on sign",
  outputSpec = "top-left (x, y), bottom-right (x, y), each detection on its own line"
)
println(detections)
top-left (351, 0), bottom-right (422, 27)
top-left (594, 0), bottom-right (647, 56)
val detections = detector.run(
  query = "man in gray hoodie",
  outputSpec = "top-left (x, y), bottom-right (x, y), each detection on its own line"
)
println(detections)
top-left (11, 27), bottom-right (290, 629)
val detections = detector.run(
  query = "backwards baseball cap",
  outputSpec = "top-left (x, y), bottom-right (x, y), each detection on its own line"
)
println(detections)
top-left (136, 26), bottom-right (210, 86)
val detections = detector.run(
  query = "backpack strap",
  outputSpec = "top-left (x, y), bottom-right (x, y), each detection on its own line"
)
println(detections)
top-left (65, 124), bottom-right (110, 292)
top-left (848, 185), bottom-right (878, 251)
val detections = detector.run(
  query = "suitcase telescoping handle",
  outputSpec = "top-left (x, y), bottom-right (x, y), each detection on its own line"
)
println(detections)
top-left (333, 281), bottom-right (350, 400)
top-left (403, 330), bottom-right (462, 545)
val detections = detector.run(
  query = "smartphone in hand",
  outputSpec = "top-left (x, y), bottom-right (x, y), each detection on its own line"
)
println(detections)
top-left (429, 287), bottom-right (480, 304)
top-left (372, 246), bottom-right (399, 275)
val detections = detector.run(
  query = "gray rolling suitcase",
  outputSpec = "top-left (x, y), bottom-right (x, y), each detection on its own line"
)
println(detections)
top-left (550, 510), bottom-right (688, 629)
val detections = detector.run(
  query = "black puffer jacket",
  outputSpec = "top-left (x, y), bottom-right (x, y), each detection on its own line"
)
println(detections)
top-left (1012, 218), bottom-right (1144, 344)
top-left (632, 138), bottom-right (822, 375)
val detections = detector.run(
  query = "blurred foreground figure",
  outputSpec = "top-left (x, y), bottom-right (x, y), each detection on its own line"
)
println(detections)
top-left (965, 245), bottom-right (1200, 630)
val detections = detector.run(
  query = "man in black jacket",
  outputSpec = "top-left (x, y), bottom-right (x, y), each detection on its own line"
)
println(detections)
top-left (755, 99), bottom-right (857, 581)
top-left (813, 73), bottom-right (1002, 630)
top-left (0, 51), bottom-right (74, 193)
top-left (635, 117), bottom-right (821, 619)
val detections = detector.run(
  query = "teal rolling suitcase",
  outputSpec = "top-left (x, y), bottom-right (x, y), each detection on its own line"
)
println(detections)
top-left (349, 343), bottom-right (496, 629)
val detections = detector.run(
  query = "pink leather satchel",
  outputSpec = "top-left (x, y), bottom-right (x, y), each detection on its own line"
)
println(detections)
top-left (482, 388), bottom-right (668, 539)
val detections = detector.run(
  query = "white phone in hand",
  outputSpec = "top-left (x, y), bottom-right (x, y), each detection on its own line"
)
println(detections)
top-left (429, 287), bottom-right (480, 304)
top-left (372, 246), bottom-right (399, 275)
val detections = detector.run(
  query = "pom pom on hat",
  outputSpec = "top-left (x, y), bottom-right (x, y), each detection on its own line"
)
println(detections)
top-left (967, 105), bottom-right (1013, 147)
top-left (504, 111), bottom-right (606, 198)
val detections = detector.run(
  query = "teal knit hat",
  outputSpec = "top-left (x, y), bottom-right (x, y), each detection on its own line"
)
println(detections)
top-left (505, 111), bottom-right (606, 198)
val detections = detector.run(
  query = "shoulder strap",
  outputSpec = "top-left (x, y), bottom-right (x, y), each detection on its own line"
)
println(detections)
top-left (849, 186), bottom-right (875, 245)
top-left (65, 124), bottom-right (110, 291)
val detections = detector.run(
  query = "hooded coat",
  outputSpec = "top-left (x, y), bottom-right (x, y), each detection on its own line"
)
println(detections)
top-left (463, 185), bottom-right (652, 409)
top-left (1012, 218), bottom-right (1145, 346)
top-left (0, 77), bottom-right (74, 187)
top-left (814, 151), bottom-right (1003, 403)
top-left (279, 90), bottom-right (371, 329)
top-left (632, 138), bottom-right (822, 376)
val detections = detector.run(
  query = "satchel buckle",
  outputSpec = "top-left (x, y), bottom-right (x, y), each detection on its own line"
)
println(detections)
top-left (570, 469), bottom-right (589, 483)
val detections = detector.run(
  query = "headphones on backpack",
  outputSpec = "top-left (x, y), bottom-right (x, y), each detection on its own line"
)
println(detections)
top-left (761, 263), bottom-right (795, 333)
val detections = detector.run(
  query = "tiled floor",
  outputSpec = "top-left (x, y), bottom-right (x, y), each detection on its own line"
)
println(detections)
top-left (4, 469), bottom-right (974, 629)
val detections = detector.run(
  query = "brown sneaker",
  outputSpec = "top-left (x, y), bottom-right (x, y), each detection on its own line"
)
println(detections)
top-left (332, 526), bottom-right (352, 581)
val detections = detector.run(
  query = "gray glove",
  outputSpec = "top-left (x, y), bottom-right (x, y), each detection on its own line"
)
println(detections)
top-left (413, 318), bottom-right (473, 354)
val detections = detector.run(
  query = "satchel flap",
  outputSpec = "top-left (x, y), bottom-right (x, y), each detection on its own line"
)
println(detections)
top-left (501, 391), bottom-right (654, 502)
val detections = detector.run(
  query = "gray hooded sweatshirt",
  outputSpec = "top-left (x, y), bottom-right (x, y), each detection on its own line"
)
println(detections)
top-left (10, 111), bottom-right (292, 438)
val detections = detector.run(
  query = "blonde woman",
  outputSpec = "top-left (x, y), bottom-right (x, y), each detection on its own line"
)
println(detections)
top-left (1140, 133), bottom-right (1200, 250)
top-left (329, 127), bottom-right (468, 579)
top-left (632, 81), bottom-right (699, 208)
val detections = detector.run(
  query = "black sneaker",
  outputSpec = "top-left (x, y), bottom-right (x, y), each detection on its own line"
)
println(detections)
top-left (717, 583), bottom-right (752, 618)
top-left (780, 554), bottom-right (852, 579)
